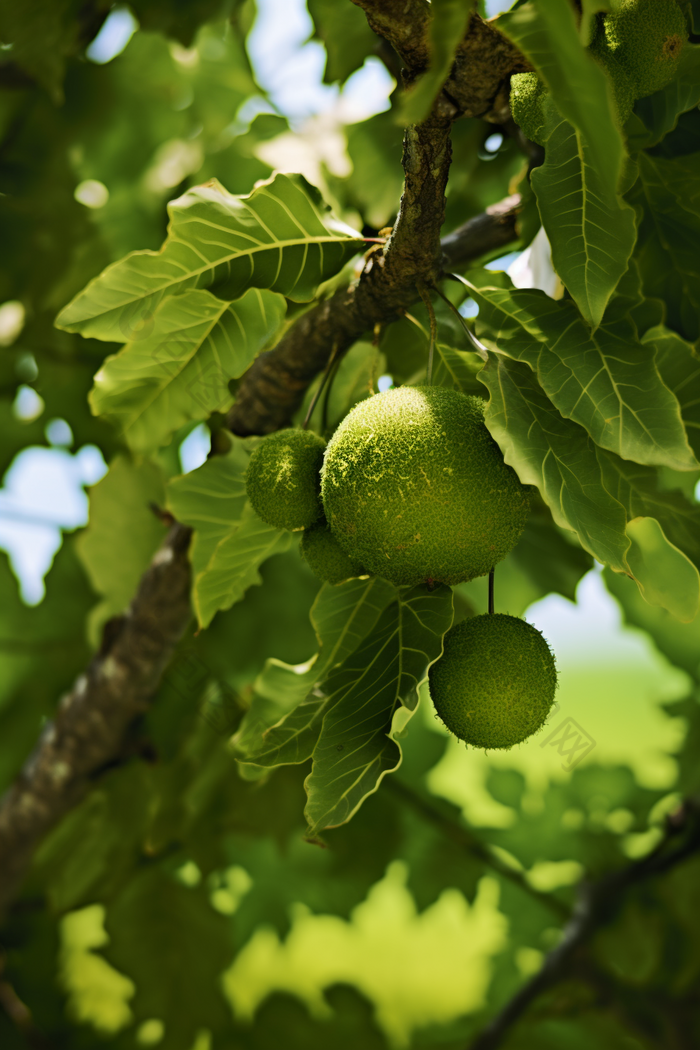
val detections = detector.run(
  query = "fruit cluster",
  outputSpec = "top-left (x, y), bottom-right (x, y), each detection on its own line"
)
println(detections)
top-left (246, 386), bottom-right (558, 751)
top-left (510, 0), bottom-right (688, 136)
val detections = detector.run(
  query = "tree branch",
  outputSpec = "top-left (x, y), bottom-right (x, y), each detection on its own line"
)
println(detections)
top-left (386, 777), bottom-right (570, 920)
top-left (0, 524), bottom-right (193, 917)
top-left (468, 798), bottom-right (700, 1050)
top-left (0, 0), bottom-right (524, 914)
top-left (229, 192), bottom-right (521, 435)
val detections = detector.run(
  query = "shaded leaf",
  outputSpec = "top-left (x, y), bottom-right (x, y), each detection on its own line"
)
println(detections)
top-left (626, 44), bottom-right (700, 150)
top-left (56, 173), bottom-right (363, 342)
top-left (304, 585), bottom-right (453, 834)
top-left (235, 576), bottom-right (397, 766)
top-left (103, 868), bottom-right (232, 1050)
top-left (625, 516), bottom-right (700, 625)
top-left (90, 288), bottom-right (286, 452)
top-left (478, 352), bottom-right (630, 571)
top-left (634, 152), bottom-right (700, 343)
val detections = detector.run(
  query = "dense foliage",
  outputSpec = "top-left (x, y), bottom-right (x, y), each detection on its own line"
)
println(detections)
top-left (1, 0), bottom-right (700, 1048)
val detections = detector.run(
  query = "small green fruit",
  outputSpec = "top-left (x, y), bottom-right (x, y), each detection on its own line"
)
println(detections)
top-left (428, 613), bottom-right (557, 749)
top-left (246, 429), bottom-right (325, 531)
top-left (301, 522), bottom-right (368, 585)
top-left (509, 72), bottom-right (548, 145)
top-left (321, 386), bottom-right (530, 587)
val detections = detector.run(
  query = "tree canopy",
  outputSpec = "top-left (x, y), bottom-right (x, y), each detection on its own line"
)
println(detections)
top-left (1, 1), bottom-right (700, 1047)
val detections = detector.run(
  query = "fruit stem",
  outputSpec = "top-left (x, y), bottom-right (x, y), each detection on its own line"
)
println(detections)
top-left (433, 281), bottom-right (489, 362)
top-left (417, 282), bottom-right (437, 384)
top-left (488, 568), bottom-right (495, 614)
top-left (302, 343), bottom-right (342, 431)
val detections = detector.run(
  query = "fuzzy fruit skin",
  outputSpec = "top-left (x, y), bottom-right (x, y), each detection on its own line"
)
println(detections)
top-left (321, 386), bottom-right (530, 587)
top-left (246, 429), bottom-right (325, 531)
top-left (591, 0), bottom-right (687, 99)
top-left (429, 614), bottom-right (557, 750)
top-left (510, 72), bottom-right (548, 145)
top-left (301, 521), bottom-right (367, 585)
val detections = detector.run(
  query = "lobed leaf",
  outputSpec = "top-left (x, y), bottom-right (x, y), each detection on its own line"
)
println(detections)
top-left (56, 173), bottom-right (362, 342)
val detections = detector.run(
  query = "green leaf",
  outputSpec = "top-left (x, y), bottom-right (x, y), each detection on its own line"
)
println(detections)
top-left (478, 353), bottom-right (631, 571)
top-left (166, 438), bottom-right (250, 578)
top-left (467, 273), bottom-right (696, 471)
top-left (90, 288), bottom-right (286, 452)
top-left (194, 501), bottom-right (291, 629)
top-left (235, 576), bottom-right (398, 766)
top-left (308, 0), bottom-right (379, 84)
top-left (626, 44), bottom-right (700, 150)
top-left (56, 173), bottom-right (362, 342)
top-left (431, 342), bottom-right (484, 396)
top-left (625, 516), bottom-right (700, 624)
top-left (399, 1), bottom-right (474, 126)
top-left (303, 585), bottom-right (454, 835)
top-left (635, 152), bottom-right (700, 343)
top-left (498, 0), bottom-right (636, 326)
top-left (76, 455), bottom-right (167, 645)
top-left (531, 101), bottom-right (637, 329)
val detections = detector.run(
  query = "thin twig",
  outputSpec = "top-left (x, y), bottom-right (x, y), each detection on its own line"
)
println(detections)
top-left (386, 777), bottom-right (571, 920)
top-left (302, 343), bottom-right (342, 431)
top-left (467, 798), bottom-right (700, 1050)
top-left (417, 282), bottom-right (438, 384)
top-left (488, 568), bottom-right (495, 614)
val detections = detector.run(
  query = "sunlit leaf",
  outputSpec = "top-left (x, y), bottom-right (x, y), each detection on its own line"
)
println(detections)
top-left (466, 273), bottom-right (696, 471)
top-left (498, 0), bottom-right (636, 326)
top-left (56, 173), bottom-right (363, 342)
top-left (90, 288), bottom-right (286, 452)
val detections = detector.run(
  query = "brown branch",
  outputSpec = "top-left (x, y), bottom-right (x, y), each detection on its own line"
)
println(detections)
top-left (0, 0), bottom-right (524, 915)
top-left (0, 524), bottom-right (193, 917)
top-left (229, 192), bottom-right (521, 435)
top-left (468, 798), bottom-right (700, 1050)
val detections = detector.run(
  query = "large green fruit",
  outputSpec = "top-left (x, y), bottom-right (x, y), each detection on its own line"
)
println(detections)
top-left (321, 386), bottom-right (530, 587)
top-left (591, 0), bottom-right (687, 99)
top-left (246, 429), bottom-right (325, 531)
top-left (301, 521), bottom-right (368, 585)
top-left (429, 614), bottom-right (557, 750)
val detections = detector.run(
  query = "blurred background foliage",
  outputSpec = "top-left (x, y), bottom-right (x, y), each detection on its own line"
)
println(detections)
top-left (1, 0), bottom-right (700, 1048)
